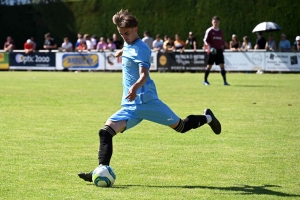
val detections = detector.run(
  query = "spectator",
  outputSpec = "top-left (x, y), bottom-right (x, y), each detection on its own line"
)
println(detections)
top-left (240, 36), bottom-right (252, 51)
top-left (163, 36), bottom-right (175, 53)
top-left (61, 37), bottom-right (73, 52)
top-left (142, 31), bottom-right (154, 49)
top-left (254, 32), bottom-right (266, 50)
top-left (292, 36), bottom-right (300, 52)
top-left (97, 37), bottom-right (108, 51)
top-left (112, 33), bottom-right (123, 49)
top-left (265, 35), bottom-right (276, 51)
top-left (30, 37), bottom-right (37, 50)
top-left (229, 34), bottom-right (241, 51)
top-left (107, 38), bottom-right (116, 51)
top-left (185, 31), bottom-right (197, 51)
top-left (76, 32), bottom-right (84, 47)
top-left (43, 33), bottom-right (57, 51)
top-left (174, 34), bottom-right (185, 53)
top-left (3, 36), bottom-right (14, 52)
top-left (91, 35), bottom-right (98, 49)
top-left (278, 33), bottom-right (291, 52)
top-left (76, 39), bottom-right (87, 52)
top-left (152, 34), bottom-right (164, 52)
top-left (84, 34), bottom-right (93, 51)
top-left (24, 39), bottom-right (34, 54)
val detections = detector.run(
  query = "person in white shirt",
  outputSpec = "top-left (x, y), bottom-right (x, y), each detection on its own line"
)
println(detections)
top-left (61, 37), bottom-right (73, 52)
top-left (152, 34), bottom-right (163, 52)
top-left (84, 34), bottom-right (93, 51)
top-left (142, 31), bottom-right (153, 49)
top-left (241, 36), bottom-right (252, 51)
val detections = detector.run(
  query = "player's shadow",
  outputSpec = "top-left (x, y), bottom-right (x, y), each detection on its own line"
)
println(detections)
top-left (115, 184), bottom-right (300, 197)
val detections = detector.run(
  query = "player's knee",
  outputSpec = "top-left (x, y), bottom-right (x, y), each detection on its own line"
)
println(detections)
top-left (99, 125), bottom-right (116, 138)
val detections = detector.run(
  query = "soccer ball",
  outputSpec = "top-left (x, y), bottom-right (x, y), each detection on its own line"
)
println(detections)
top-left (92, 165), bottom-right (116, 187)
top-left (210, 47), bottom-right (217, 55)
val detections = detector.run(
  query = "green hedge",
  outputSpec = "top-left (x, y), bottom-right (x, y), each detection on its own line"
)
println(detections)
top-left (0, 0), bottom-right (299, 49)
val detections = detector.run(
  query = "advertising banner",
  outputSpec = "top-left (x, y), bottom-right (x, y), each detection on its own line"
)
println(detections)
top-left (55, 52), bottom-right (105, 70)
top-left (0, 52), bottom-right (9, 70)
top-left (9, 52), bottom-right (56, 70)
top-left (211, 52), bottom-right (265, 71)
top-left (104, 51), bottom-right (157, 71)
top-left (157, 52), bottom-right (206, 71)
top-left (265, 52), bottom-right (300, 71)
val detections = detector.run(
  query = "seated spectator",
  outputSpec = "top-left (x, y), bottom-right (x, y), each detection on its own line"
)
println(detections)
top-left (174, 34), bottom-right (185, 52)
top-left (76, 32), bottom-right (84, 48)
top-left (24, 39), bottom-right (34, 54)
top-left (240, 36), bottom-right (252, 51)
top-left (229, 34), bottom-right (241, 51)
top-left (91, 35), bottom-right (98, 49)
top-left (61, 37), bottom-right (73, 52)
top-left (142, 31), bottom-right (154, 49)
top-left (163, 36), bottom-right (175, 53)
top-left (84, 34), bottom-right (93, 51)
top-left (97, 37), bottom-right (108, 51)
top-left (30, 37), bottom-right (37, 50)
top-left (254, 32), bottom-right (266, 50)
top-left (43, 33), bottom-right (57, 51)
top-left (3, 36), bottom-right (14, 52)
top-left (265, 35), bottom-right (276, 51)
top-left (278, 33), bottom-right (291, 52)
top-left (185, 31), bottom-right (197, 52)
top-left (292, 36), bottom-right (300, 52)
top-left (76, 39), bottom-right (87, 52)
top-left (152, 34), bottom-right (164, 52)
top-left (107, 38), bottom-right (116, 51)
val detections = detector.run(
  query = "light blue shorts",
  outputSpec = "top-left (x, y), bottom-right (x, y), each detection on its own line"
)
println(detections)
top-left (108, 99), bottom-right (180, 132)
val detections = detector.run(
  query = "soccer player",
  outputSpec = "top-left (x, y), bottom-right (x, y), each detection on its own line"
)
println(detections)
top-left (203, 16), bottom-right (229, 86)
top-left (78, 9), bottom-right (222, 183)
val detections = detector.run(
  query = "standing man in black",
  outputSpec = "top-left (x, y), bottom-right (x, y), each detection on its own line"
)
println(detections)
top-left (186, 31), bottom-right (197, 52)
top-left (254, 32), bottom-right (266, 50)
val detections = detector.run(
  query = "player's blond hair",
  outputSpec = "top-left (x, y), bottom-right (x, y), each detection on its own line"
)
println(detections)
top-left (112, 9), bottom-right (138, 28)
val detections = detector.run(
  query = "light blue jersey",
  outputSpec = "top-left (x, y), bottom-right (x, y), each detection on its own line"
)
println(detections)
top-left (121, 39), bottom-right (158, 106)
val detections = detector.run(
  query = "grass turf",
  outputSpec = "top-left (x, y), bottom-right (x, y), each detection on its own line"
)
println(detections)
top-left (0, 71), bottom-right (299, 200)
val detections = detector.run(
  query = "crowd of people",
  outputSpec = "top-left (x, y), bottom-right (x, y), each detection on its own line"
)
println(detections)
top-left (2, 31), bottom-right (300, 54)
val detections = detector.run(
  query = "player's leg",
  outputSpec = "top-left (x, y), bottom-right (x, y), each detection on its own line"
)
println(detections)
top-left (139, 100), bottom-right (221, 134)
top-left (216, 50), bottom-right (229, 85)
top-left (78, 107), bottom-right (142, 182)
top-left (204, 53), bottom-right (215, 85)
top-left (172, 108), bottom-right (221, 134)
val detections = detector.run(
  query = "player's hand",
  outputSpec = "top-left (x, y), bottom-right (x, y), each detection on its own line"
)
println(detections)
top-left (125, 87), bottom-right (137, 102)
top-left (115, 49), bottom-right (123, 57)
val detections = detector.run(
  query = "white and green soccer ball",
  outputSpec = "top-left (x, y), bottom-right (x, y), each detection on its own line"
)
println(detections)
top-left (92, 165), bottom-right (116, 187)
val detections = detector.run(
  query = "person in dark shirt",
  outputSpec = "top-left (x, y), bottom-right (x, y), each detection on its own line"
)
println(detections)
top-left (203, 16), bottom-right (229, 86)
top-left (43, 33), bottom-right (57, 51)
top-left (254, 32), bottom-right (266, 50)
top-left (185, 31), bottom-right (197, 51)
top-left (3, 36), bottom-right (14, 52)
top-left (112, 33), bottom-right (123, 49)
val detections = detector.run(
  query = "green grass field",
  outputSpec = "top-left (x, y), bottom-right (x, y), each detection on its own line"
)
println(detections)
top-left (0, 72), bottom-right (299, 200)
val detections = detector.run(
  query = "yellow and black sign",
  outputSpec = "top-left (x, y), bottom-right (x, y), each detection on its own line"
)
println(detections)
top-left (62, 54), bottom-right (98, 68)
top-left (0, 52), bottom-right (9, 70)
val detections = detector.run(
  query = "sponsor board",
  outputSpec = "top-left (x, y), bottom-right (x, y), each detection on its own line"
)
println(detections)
top-left (56, 52), bottom-right (105, 70)
top-left (0, 52), bottom-right (9, 70)
top-left (9, 52), bottom-right (55, 70)
top-left (105, 51), bottom-right (157, 71)
top-left (211, 52), bottom-right (264, 71)
top-left (157, 52), bottom-right (206, 71)
top-left (265, 52), bottom-right (300, 71)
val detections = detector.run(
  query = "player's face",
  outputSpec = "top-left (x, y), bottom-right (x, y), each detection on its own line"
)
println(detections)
top-left (117, 26), bottom-right (139, 44)
top-left (212, 19), bottom-right (220, 28)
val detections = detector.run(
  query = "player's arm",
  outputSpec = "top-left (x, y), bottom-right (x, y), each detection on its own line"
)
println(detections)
top-left (125, 66), bottom-right (148, 101)
top-left (115, 48), bottom-right (123, 57)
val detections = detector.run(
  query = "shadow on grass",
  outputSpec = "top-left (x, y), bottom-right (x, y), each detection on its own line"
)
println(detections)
top-left (114, 184), bottom-right (300, 197)
top-left (232, 85), bottom-right (278, 87)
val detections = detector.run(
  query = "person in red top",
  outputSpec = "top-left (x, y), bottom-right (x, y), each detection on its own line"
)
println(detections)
top-left (203, 16), bottom-right (229, 86)
top-left (24, 39), bottom-right (34, 54)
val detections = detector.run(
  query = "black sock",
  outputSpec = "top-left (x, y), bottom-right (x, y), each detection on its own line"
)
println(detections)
top-left (221, 68), bottom-right (227, 82)
top-left (204, 68), bottom-right (211, 82)
top-left (174, 115), bottom-right (207, 133)
top-left (98, 125), bottom-right (116, 166)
